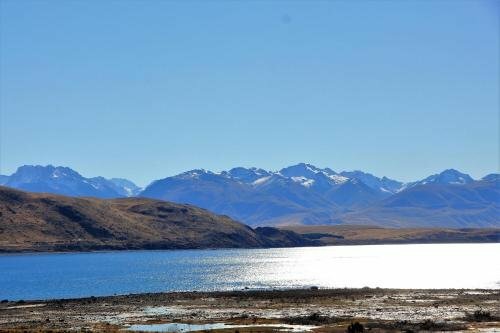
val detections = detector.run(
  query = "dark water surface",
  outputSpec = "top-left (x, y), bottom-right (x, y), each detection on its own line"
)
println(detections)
top-left (1, 243), bottom-right (498, 300)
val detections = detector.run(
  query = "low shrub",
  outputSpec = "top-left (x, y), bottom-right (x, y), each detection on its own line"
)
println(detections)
top-left (465, 310), bottom-right (495, 322)
top-left (284, 312), bottom-right (340, 325)
top-left (347, 322), bottom-right (364, 333)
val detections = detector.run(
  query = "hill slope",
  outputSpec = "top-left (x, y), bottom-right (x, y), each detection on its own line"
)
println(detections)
top-left (282, 225), bottom-right (500, 245)
top-left (0, 186), bottom-right (314, 252)
top-left (338, 179), bottom-right (500, 227)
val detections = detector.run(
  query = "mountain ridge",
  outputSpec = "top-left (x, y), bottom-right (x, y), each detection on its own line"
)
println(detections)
top-left (1, 165), bottom-right (141, 199)
top-left (139, 165), bottom-right (499, 227)
top-left (1, 164), bottom-right (498, 228)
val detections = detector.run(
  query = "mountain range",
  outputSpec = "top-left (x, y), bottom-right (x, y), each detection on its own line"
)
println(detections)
top-left (1, 164), bottom-right (498, 228)
top-left (2, 185), bottom-right (498, 252)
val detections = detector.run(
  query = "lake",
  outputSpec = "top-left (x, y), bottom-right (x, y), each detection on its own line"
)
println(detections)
top-left (0, 243), bottom-right (498, 300)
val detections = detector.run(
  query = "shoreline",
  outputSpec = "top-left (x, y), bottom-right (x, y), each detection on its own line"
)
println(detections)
top-left (4, 286), bottom-right (500, 303)
top-left (1, 288), bottom-right (499, 332)
top-left (1, 239), bottom-right (499, 255)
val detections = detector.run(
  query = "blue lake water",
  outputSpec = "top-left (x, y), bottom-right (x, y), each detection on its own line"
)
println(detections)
top-left (0, 243), bottom-right (499, 300)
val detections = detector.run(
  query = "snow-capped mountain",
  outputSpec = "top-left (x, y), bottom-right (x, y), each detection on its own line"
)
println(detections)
top-left (340, 170), bottom-right (403, 194)
top-left (140, 164), bottom-right (406, 225)
top-left (140, 164), bottom-right (498, 227)
top-left (1, 165), bottom-right (140, 198)
top-left (342, 176), bottom-right (499, 228)
top-left (279, 163), bottom-right (349, 189)
top-left (400, 169), bottom-right (474, 191)
top-left (2, 164), bottom-right (497, 228)
top-left (220, 167), bottom-right (272, 184)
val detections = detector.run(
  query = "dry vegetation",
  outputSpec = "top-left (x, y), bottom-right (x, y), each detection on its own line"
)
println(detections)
top-left (281, 225), bottom-right (500, 245)
top-left (0, 186), bottom-right (311, 252)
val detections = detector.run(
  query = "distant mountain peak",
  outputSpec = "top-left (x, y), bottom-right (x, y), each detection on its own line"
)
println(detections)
top-left (400, 169), bottom-right (474, 191)
top-left (3, 164), bottom-right (139, 198)
top-left (223, 167), bottom-right (271, 183)
top-left (178, 169), bottom-right (211, 179)
top-left (422, 169), bottom-right (473, 185)
top-left (11, 164), bottom-right (84, 183)
top-left (340, 170), bottom-right (403, 194)
top-left (441, 168), bottom-right (467, 175)
top-left (481, 173), bottom-right (500, 182)
top-left (279, 163), bottom-right (347, 186)
top-left (281, 163), bottom-right (323, 174)
top-left (280, 164), bottom-right (308, 177)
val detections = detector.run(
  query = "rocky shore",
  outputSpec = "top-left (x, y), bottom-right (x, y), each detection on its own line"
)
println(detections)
top-left (0, 288), bottom-right (499, 332)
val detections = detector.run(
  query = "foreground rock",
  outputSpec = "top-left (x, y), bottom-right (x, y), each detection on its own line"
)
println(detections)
top-left (0, 289), bottom-right (498, 332)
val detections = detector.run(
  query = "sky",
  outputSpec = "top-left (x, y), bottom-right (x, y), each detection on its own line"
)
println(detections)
top-left (0, 0), bottom-right (498, 186)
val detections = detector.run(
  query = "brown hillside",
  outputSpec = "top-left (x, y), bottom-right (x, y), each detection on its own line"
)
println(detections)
top-left (282, 225), bottom-right (500, 245)
top-left (0, 186), bottom-right (312, 252)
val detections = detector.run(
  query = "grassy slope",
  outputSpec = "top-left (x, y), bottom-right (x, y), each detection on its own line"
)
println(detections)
top-left (0, 186), bottom-right (314, 252)
top-left (281, 225), bottom-right (500, 245)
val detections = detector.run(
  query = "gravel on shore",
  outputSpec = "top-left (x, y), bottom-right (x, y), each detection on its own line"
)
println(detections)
top-left (0, 288), bottom-right (499, 332)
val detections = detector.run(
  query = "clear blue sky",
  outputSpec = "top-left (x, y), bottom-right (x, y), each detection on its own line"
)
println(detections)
top-left (0, 0), bottom-right (498, 186)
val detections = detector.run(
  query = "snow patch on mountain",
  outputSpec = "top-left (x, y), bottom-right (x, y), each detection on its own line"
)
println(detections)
top-left (325, 174), bottom-right (349, 184)
top-left (252, 176), bottom-right (272, 186)
top-left (291, 176), bottom-right (315, 188)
